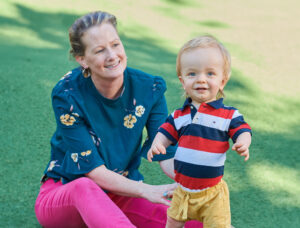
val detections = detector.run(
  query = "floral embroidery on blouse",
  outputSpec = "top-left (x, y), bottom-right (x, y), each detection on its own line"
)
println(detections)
top-left (60, 114), bottom-right (76, 126)
top-left (124, 114), bottom-right (137, 128)
top-left (135, 105), bottom-right (145, 117)
top-left (121, 171), bottom-right (129, 177)
top-left (47, 160), bottom-right (58, 171)
top-left (71, 153), bottom-right (78, 162)
top-left (60, 71), bottom-right (72, 80)
top-left (81, 150), bottom-right (92, 156)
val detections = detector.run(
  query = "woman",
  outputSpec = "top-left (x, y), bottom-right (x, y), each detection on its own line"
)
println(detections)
top-left (35, 11), bottom-right (202, 227)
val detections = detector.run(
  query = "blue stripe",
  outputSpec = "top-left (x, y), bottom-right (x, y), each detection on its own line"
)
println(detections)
top-left (230, 116), bottom-right (246, 129)
top-left (180, 124), bottom-right (229, 142)
top-left (174, 160), bottom-right (224, 178)
top-left (166, 114), bottom-right (175, 125)
top-left (232, 128), bottom-right (252, 143)
top-left (158, 128), bottom-right (178, 145)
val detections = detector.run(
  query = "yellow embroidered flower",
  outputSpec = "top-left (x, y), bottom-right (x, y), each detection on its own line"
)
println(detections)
top-left (72, 112), bottom-right (79, 117)
top-left (60, 114), bottom-right (76, 126)
top-left (122, 171), bottom-right (129, 177)
top-left (81, 150), bottom-right (92, 156)
top-left (135, 105), bottom-right (145, 117)
top-left (71, 153), bottom-right (78, 162)
top-left (47, 160), bottom-right (57, 171)
top-left (124, 114), bottom-right (137, 129)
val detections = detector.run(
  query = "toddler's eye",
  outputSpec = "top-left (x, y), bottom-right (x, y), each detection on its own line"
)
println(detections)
top-left (113, 43), bottom-right (120, 47)
top-left (187, 72), bottom-right (196, 77)
top-left (207, 72), bottom-right (214, 76)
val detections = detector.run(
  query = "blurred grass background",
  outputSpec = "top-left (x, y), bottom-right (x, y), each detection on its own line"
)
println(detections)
top-left (0, 0), bottom-right (299, 227)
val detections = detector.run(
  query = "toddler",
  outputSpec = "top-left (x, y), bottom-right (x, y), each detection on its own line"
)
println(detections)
top-left (147, 35), bottom-right (252, 228)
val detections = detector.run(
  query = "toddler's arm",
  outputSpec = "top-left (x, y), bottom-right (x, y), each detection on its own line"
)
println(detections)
top-left (147, 132), bottom-right (172, 162)
top-left (232, 132), bottom-right (252, 161)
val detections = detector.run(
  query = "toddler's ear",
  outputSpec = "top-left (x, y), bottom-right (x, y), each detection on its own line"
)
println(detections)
top-left (178, 76), bottom-right (185, 89)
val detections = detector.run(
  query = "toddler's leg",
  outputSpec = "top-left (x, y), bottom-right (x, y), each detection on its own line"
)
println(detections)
top-left (35, 178), bottom-right (135, 228)
top-left (109, 193), bottom-right (202, 228)
top-left (166, 216), bottom-right (185, 228)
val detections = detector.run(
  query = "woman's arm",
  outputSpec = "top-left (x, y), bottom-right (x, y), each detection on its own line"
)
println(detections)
top-left (86, 165), bottom-right (176, 206)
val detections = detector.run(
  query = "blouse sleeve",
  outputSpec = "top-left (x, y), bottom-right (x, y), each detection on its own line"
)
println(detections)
top-left (140, 77), bottom-right (176, 161)
top-left (52, 90), bottom-right (104, 175)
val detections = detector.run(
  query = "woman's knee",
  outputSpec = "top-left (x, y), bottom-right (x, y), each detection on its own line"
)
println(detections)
top-left (69, 177), bottom-right (101, 196)
top-left (71, 176), bottom-right (98, 188)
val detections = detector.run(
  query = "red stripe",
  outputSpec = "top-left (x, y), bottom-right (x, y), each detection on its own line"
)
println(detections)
top-left (173, 107), bottom-right (191, 119)
top-left (179, 135), bottom-right (229, 153)
top-left (229, 123), bottom-right (251, 138)
top-left (175, 171), bottom-right (222, 190)
top-left (199, 106), bottom-right (235, 119)
top-left (161, 122), bottom-right (178, 141)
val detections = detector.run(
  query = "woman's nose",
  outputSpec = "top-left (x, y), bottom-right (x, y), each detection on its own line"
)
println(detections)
top-left (106, 48), bottom-right (117, 60)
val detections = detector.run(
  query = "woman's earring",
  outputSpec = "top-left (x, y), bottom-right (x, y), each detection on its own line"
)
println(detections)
top-left (82, 67), bottom-right (90, 78)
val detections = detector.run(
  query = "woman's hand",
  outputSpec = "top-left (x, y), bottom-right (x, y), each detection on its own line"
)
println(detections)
top-left (140, 182), bottom-right (177, 206)
top-left (87, 165), bottom-right (177, 205)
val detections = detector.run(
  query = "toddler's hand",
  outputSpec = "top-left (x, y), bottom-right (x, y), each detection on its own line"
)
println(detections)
top-left (147, 143), bottom-right (166, 162)
top-left (232, 142), bottom-right (249, 161)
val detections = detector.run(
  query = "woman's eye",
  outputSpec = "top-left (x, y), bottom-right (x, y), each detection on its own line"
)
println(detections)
top-left (96, 49), bottom-right (104, 54)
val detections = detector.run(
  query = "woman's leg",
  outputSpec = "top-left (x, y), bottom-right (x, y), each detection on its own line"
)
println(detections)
top-left (109, 193), bottom-right (203, 228)
top-left (35, 178), bottom-right (135, 228)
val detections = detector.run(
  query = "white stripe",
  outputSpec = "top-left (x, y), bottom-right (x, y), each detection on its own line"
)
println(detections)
top-left (193, 113), bottom-right (231, 131)
top-left (173, 114), bottom-right (191, 131)
top-left (175, 147), bottom-right (226, 167)
top-left (232, 110), bottom-right (242, 119)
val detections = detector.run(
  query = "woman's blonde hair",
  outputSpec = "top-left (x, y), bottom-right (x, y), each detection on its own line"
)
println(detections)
top-left (69, 11), bottom-right (117, 58)
top-left (176, 35), bottom-right (231, 98)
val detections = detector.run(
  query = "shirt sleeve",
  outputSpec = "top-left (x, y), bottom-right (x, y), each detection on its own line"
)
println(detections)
top-left (158, 113), bottom-right (179, 145)
top-left (228, 109), bottom-right (252, 143)
top-left (52, 90), bottom-right (105, 175)
top-left (140, 78), bottom-right (176, 161)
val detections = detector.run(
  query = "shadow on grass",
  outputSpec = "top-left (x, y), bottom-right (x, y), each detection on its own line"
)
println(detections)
top-left (198, 20), bottom-right (230, 28)
top-left (0, 2), bottom-right (299, 228)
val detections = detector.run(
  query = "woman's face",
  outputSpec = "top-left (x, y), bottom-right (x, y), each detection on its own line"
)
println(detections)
top-left (77, 23), bottom-right (127, 81)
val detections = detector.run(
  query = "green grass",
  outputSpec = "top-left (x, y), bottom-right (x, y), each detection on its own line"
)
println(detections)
top-left (0, 0), bottom-right (299, 227)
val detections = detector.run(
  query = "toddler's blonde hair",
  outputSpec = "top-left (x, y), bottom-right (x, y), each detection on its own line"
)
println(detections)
top-left (176, 35), bottom-right (231, 99)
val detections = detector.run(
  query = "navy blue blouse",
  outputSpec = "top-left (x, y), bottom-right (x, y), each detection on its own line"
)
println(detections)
top-left (43, 67), bottom-right (176, 184)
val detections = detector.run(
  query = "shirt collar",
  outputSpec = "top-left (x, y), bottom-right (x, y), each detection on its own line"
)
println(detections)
top-left (182, 98), bottom-right (224, 110)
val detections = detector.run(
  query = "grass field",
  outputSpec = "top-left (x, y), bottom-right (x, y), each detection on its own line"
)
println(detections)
top-left (0, 0), bottom-right (299, 227)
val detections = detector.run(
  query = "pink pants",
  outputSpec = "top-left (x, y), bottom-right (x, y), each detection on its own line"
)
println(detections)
top-left (35, 177), bottom-right (202, 228)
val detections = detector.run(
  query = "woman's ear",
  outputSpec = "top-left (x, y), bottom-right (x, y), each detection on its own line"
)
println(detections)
top-left (75, 55), bottom-right (88, 69)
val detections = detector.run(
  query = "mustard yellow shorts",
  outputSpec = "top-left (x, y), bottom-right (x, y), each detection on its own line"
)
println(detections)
top-left (167, 179), bottom-right (231, 228)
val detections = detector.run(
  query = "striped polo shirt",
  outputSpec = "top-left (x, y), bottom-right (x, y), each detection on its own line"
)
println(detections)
top-left (159, 98), bottom-right (252, 191)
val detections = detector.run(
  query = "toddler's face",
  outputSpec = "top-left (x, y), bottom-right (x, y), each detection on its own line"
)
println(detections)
top-left (179, 47), bottom-right (225, 106)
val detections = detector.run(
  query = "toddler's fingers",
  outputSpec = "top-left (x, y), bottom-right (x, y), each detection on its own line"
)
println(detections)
top-left (232, 142), bottom-right (241, 151)
top-left (157, 144), bottom-right (166, 154)
top-left (240, 151), bottom-right (249, 161)
top-left (152, 146), bottom-right (161, 155)
top-left (147, 153), bottom-right (153, 162)
top-left (236, 145), bottom-right (247, 153)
